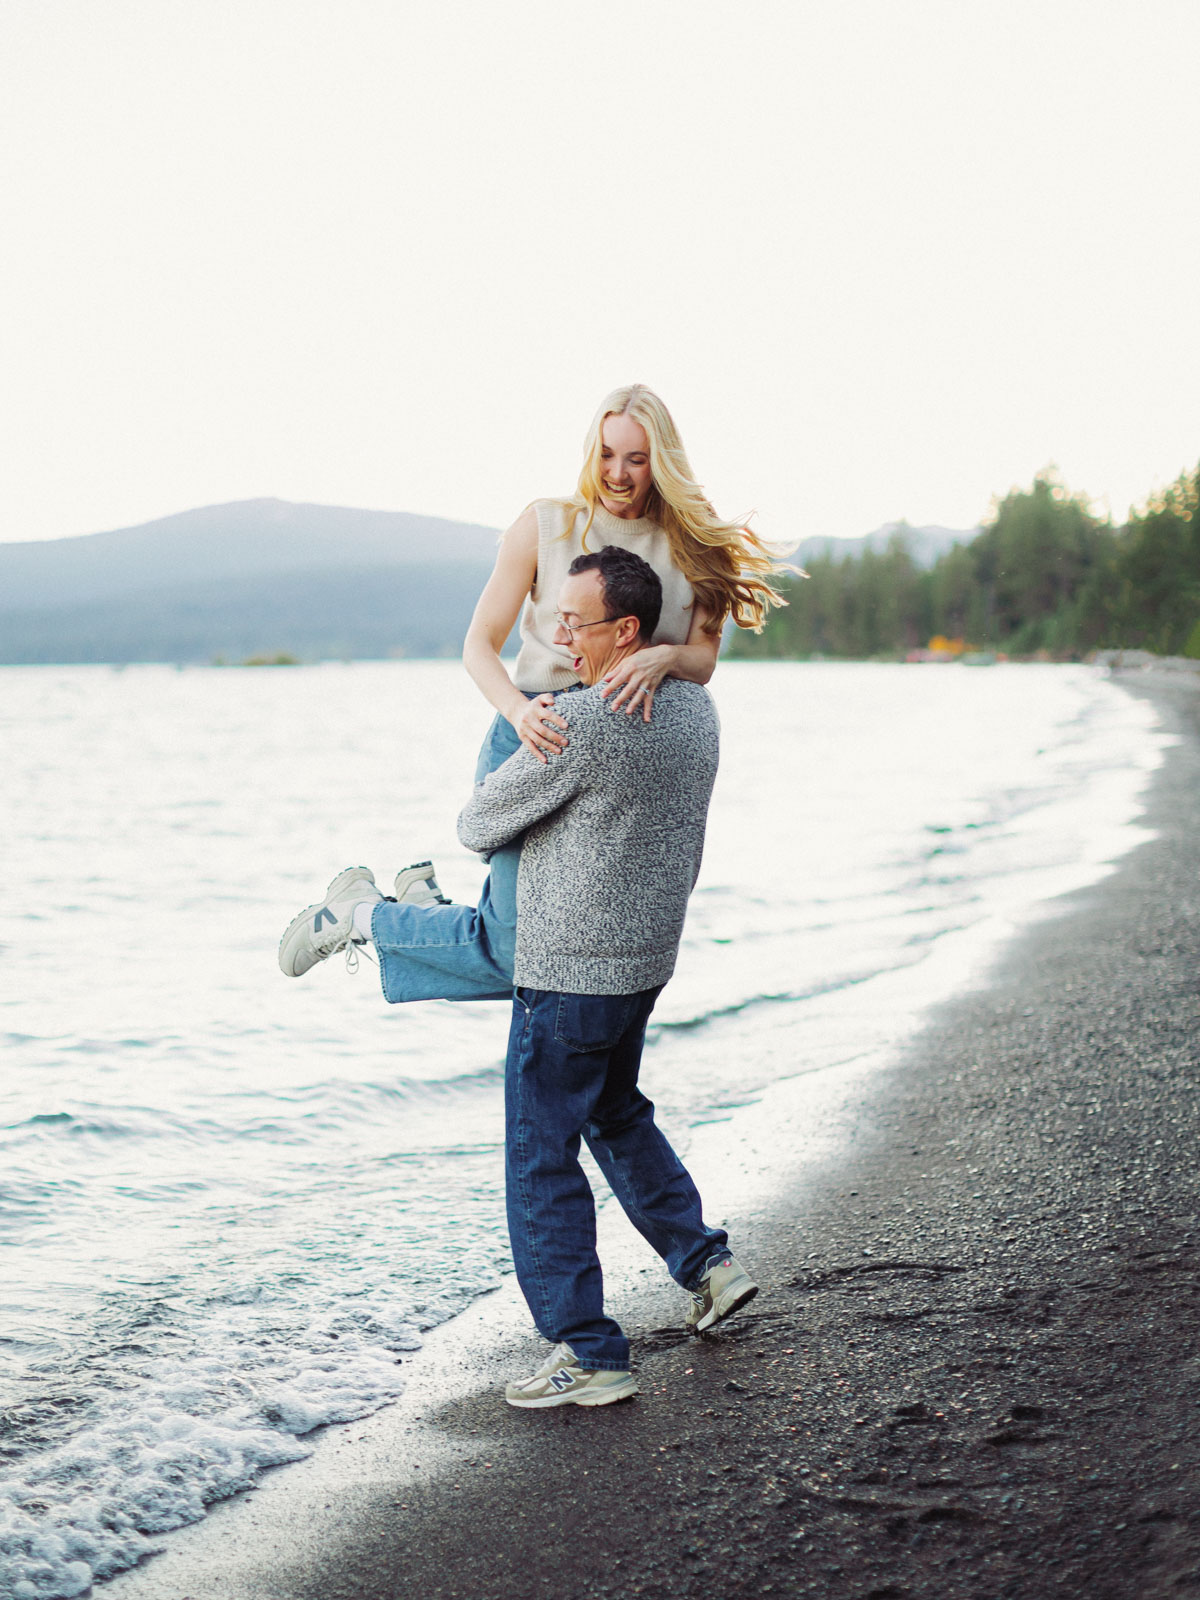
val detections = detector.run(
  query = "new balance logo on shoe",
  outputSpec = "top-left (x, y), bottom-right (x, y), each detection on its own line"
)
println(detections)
top-left (548, 1370), bottom-right (577, 1392)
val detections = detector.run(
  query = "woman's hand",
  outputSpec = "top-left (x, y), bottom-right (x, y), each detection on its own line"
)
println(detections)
top-left (513, 694), bottom-right (570, 764)
top-left (598, 645), bottom-right (674, 722)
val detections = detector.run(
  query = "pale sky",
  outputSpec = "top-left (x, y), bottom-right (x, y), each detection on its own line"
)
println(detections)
top-left (3, 0), bottom-right (1198, 548)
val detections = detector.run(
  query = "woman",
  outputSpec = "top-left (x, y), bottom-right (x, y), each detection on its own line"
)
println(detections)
top-left (465, 384), bottom-right (782, 757)
top-left (278, 384), bottom-right (786, 993)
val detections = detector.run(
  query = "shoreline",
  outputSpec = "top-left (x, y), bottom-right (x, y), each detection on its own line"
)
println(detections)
top-left (107, 674), bottom-right (1200, 1600)
top-left (1096, 649), bottom-right (1200, 681)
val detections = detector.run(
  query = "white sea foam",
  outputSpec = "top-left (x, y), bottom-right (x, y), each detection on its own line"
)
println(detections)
top-left (0, 660), bottom-right (1170, 1596)
top-left (0, 1300), bottom-right (436, 1597)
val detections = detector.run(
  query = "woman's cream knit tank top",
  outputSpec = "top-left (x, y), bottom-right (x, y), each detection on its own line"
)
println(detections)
top-left (512, 500), bottom-right (696, 693)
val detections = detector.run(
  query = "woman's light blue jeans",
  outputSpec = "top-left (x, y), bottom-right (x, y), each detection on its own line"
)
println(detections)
top-left (371, 710), bottom-right (526, 1004)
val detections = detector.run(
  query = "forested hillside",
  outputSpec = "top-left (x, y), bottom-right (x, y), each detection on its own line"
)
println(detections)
top-left (732, 464), bottom-right (1200, 661)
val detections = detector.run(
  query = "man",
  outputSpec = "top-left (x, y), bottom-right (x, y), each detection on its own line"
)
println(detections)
top-left (455, 545), bottom-right (756, 1408)
top-left (277, 546), bottom-right (756, 1407)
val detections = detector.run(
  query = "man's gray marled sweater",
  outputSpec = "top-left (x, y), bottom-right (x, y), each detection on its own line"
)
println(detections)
top-left (457, 679), bottom-right (719, 995)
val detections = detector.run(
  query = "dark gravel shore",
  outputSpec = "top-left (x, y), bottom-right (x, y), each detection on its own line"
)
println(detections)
top-left (276, 675), bottom-right (1199, 1600)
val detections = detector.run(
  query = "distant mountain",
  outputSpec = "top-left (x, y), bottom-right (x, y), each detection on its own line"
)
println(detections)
top-left (0, 499), bottom-right (501, 608)
top-left (794, 521), bottom-right (977, 571)
top-left (0, 500), bottom-right (982, 664)
top-left (0, 499), bottom-right (504, 663)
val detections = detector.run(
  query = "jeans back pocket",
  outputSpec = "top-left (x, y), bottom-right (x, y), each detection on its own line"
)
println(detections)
top-left (553, 992), bottom-right (638, 1053)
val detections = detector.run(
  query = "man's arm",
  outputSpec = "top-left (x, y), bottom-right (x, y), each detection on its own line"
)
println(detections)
top-left (457, 712), bottom-right (591, 854)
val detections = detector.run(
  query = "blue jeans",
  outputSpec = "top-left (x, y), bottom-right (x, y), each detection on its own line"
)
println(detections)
top-left (505, 985), bottom-right (728, 1369)
top-left (373, 710), bottom-right (525, 1003)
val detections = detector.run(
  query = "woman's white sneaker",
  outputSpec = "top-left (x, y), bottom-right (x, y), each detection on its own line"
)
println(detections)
top-left (393, 861), bottom-right (450, 907)
top-left (278, 867), bottom-right (382, 977)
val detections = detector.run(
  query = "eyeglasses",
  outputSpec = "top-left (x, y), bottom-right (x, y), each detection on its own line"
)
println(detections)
top-left (554, 613), bottom-right (616, 638)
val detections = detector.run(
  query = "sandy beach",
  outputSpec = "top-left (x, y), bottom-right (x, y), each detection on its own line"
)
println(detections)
top-left (106, 671), bottom-right (1200, 1600)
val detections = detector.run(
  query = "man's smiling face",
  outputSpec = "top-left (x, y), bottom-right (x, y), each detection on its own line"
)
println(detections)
top-left (553, 569), bottom-right (631, 686)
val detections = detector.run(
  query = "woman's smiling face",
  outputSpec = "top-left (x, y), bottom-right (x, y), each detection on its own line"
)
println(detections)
top-left (597, 412), bottom-right (654, 520)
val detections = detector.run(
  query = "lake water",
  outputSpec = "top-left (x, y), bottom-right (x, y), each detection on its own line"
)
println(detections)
top-left (0, 660), bottom-right (1167, 1598)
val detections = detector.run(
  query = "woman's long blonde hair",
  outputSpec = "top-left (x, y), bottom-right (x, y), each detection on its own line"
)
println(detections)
top-left (558, 384), bottom-right (789, 634)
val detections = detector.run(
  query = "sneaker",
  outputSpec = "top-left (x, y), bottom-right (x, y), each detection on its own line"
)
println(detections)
top-left (278, 867), bottom-right (382, 978)
top-left (504, 1342), bottom-right (638, 1409)
top-left (393, 861), bottom-right (450, 908)
top-left (685, 1253), bottom-right (758, 1334)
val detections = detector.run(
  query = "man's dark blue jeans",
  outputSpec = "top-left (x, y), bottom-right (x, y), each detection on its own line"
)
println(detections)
top-left (505, 984), bottom-right (729, 1370)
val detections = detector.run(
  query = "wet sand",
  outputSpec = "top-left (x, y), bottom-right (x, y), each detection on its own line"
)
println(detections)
top-left (110, 673), bottom-right (1200, 1600)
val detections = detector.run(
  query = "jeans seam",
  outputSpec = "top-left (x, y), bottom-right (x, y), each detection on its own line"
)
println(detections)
top-left (377, 934), bottom-right (480, 952)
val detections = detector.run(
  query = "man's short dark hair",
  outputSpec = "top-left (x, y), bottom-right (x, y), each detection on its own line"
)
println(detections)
top-left (568, 545), bottom-right (663, 641)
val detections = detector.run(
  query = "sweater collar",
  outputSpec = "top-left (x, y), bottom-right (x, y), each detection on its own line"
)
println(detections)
top-left (589, 504), bottom-right (661, 540)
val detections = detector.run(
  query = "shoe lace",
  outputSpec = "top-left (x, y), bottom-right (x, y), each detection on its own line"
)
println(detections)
top-left (344, 937), bottom-right (377, 974)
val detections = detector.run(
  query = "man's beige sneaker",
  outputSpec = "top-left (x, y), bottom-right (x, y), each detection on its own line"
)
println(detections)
top-left (685, 1253), bottom-right (758, 1334)
top-left (393, 861), bottom-right (450, 907)
top-left (278, 867), bottom-right (382, 977)
top-left (505, 1342), bottom-right (638, 1409)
